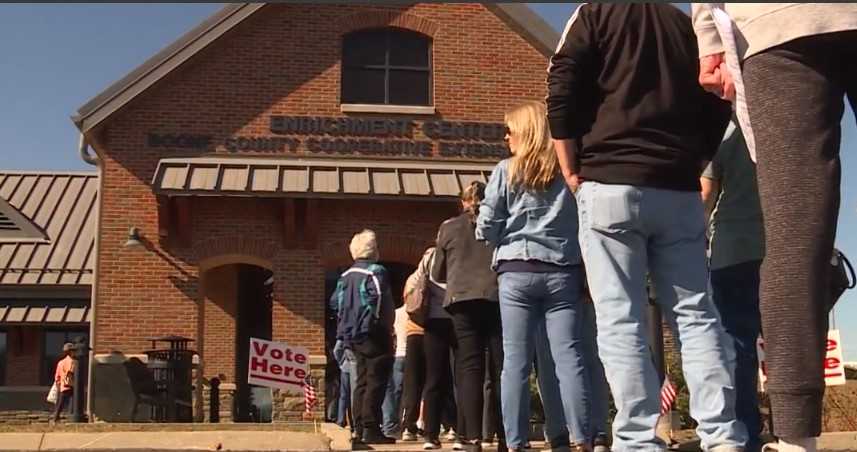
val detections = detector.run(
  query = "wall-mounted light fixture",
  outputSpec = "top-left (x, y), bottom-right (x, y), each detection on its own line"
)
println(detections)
top-left (123, 227), bottom-right (144, 249)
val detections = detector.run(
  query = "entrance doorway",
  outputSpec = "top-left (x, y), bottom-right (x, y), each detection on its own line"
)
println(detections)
top-left (233, 264), bottom-right (274, 423)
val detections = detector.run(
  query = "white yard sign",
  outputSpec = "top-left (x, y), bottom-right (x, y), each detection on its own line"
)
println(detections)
top-left (757, 329), bottom-right (847, 390)
top-left (248, 337), bottom-right (310, 394)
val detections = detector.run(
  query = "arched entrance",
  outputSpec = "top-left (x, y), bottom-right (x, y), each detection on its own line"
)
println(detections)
top-left (201, 261), bottom-right (274, 423)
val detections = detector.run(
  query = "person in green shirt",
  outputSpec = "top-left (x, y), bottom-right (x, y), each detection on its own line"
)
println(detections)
top-left (701, 121), bottom-right (765, 452)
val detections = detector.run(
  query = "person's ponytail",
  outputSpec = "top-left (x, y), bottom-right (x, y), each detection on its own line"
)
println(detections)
top-left (461, 181), bottom-right (486, 222)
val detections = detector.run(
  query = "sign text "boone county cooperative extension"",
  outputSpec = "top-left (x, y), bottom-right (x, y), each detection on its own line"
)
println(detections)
top-left (146, 116), bottom-right (510, 159)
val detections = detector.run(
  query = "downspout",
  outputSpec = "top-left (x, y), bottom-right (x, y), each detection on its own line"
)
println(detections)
top-left (79, 133), bottom-right (101, 420)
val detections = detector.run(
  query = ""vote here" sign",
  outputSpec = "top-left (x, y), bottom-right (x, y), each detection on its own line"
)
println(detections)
top-left (248, 337), bottom-right (310, 393)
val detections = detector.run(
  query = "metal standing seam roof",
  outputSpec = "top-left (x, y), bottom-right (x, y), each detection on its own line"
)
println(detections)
top-left (0, 172), bottom-right (98, 286)
top-left (0, 302), bottom-right (91, 324)
top-left (152, 157), bottom-right (496, 199)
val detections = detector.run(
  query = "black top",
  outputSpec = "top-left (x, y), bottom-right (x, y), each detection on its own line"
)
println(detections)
top-left (547, 3), bottom-right (731, 192)
top-left (432, 214), bottom-right (499, 306)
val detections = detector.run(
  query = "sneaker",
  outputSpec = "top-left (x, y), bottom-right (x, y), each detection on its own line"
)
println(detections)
top-left (763, 438), bottom-right (816, 452)
top-left (593, 433), bottom-right (611, 452)
top-left (424, 440), bottom-right (442, 450)
top-left (362, 429), bottom-right (396, 445)
top-left (463, 440), bottom-right (484, 452)
top-left (453, 442), bottom-right (465, 451)
top-left (481, 439), bottom-right (494, 448)
top-left (524, 442), bottom-right (532, 449)
top-left (709, 446), bottom-right (745, 452)
top-left (402, 430), bottom-right (419, 441)
top-left (446, 428), bottom-right (459, 441)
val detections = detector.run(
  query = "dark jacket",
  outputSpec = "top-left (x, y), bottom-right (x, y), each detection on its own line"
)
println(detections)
top-left (432, 214), bottom-right (499, 306)
top-left (546, 3), bottom-right (731, 192)
top-left (330, 259), bottom-right (395, 346)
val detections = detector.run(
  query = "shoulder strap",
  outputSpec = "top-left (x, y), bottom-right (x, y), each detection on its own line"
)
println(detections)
top-left (342, 266), bottom-right (383, 318)
top-left (334, 278), bottom-right (346, 312)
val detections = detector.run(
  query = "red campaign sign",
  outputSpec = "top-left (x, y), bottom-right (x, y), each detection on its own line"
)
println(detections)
top-left (247, 337), bottom-right (310, 393)
top-left (757, 329), bottom-right (847, 389)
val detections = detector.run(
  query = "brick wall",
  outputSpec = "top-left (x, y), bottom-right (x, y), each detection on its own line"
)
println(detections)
top-left (86, 3), bottom-right (549, 417)
top-left (5, 326), bottom-right (42, 386)
top-left (202, 264), bottom-right (238, 383)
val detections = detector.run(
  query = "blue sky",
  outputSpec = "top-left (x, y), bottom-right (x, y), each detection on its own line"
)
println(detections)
top-left (1, 4), bottom-right (855, 360)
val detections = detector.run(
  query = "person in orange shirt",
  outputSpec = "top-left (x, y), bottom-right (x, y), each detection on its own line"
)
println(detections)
top-left (51, 342), bottom-right (75, 424)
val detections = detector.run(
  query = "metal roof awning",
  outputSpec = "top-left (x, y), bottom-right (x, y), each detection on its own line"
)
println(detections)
top-left (151, 157), bottom-right (497, 200)
top-left (0, 301), bottom-right (91, 325)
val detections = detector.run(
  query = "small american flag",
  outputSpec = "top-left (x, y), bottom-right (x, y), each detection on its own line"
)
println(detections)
top-left (660, 375), bottom-right (677, 415)
top-left (303, 375), bottom-right (318, 413)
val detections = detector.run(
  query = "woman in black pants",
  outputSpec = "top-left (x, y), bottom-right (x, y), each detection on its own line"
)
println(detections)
top-left (400, 317), bottom-right (425, 440)
top-left (433, 181), bottom-right (503, 452)
top-left (402, 247), bottom-right (458, 449)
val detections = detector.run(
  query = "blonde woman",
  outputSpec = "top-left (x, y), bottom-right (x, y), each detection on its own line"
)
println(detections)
top-left (476, 101), bottom-right (593, 452)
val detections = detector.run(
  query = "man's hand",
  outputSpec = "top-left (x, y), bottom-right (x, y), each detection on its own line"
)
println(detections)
top-left (699, 53), bottom-right (735, 102)
top-left (719, 60), bottom-right (735, 102)
top-left (553, 138), bottom-right (583, 193)
top-left (699, 53), bottom-right (724, 96)
top-left (564, 172), bottom-right (582, 194)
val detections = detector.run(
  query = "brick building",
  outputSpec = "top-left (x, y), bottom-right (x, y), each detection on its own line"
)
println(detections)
top-left (63, 3), bottom-right (558, 422)
top-left (0, 171), bottom-right (97, 423)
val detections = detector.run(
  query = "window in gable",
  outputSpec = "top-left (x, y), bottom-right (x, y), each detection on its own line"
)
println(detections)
top-left (341, 28), bottom-right (432, 106)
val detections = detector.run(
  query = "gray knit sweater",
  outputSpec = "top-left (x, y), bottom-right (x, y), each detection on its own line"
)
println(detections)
top-left (692, 3), bottom-right (857, 59)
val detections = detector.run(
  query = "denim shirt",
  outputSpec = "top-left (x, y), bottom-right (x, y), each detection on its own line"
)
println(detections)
top-left (475, 159), bottom-right (582, 270)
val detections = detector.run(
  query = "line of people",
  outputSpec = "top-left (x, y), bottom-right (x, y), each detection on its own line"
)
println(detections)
top-left (330, 3), bottom-right (857, 452)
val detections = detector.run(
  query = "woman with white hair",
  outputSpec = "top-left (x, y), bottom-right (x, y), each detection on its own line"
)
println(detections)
top-left (330, 229), bottom-right (397, 445)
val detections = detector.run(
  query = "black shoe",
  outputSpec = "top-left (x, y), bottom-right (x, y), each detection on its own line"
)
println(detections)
top-left (593, 433), bottom-right (610, 452)
top-left (463, 440), bottom-right (484, 452)
top-left (362, 429), bottom-right (397, 445)
top-left (548, 434), bottom-right (571, 450)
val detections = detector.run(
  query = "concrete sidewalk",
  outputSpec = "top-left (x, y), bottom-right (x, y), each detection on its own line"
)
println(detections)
top-left (0, 428), bottom-right (854, 451)
top-left (0, 431), bottom-right (331, 451)
top-left (0, 423), bottom-right (352, 452)
top-left (672, 431), bottom-right (857, 452)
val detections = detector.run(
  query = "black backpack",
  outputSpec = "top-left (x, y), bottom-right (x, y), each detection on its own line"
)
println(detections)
top-left (830, 248), bottom-right (855, 312)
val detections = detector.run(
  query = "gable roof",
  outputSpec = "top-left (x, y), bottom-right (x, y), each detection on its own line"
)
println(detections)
top-left (71, 3), bottom-right (559, 134)
top-left (0, 172), bottom-right (98, 286)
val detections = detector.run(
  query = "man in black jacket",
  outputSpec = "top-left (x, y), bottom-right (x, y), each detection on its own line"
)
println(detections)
top-left (546, 4), bottom-right (747, 451)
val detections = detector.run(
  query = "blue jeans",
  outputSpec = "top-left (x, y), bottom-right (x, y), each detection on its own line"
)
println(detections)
top-left (382, 356), bottom-right (405, 436)
top-left (336, 351), bottom-right (358, 428)
top-left (538, 301), bottom-right (609, 445)
top-left (498, 270), bottom-right (590, 449)
top-left (711, 260), bottom-right (762, 452)
top-left (576, 182), bottom-right (747, 452)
